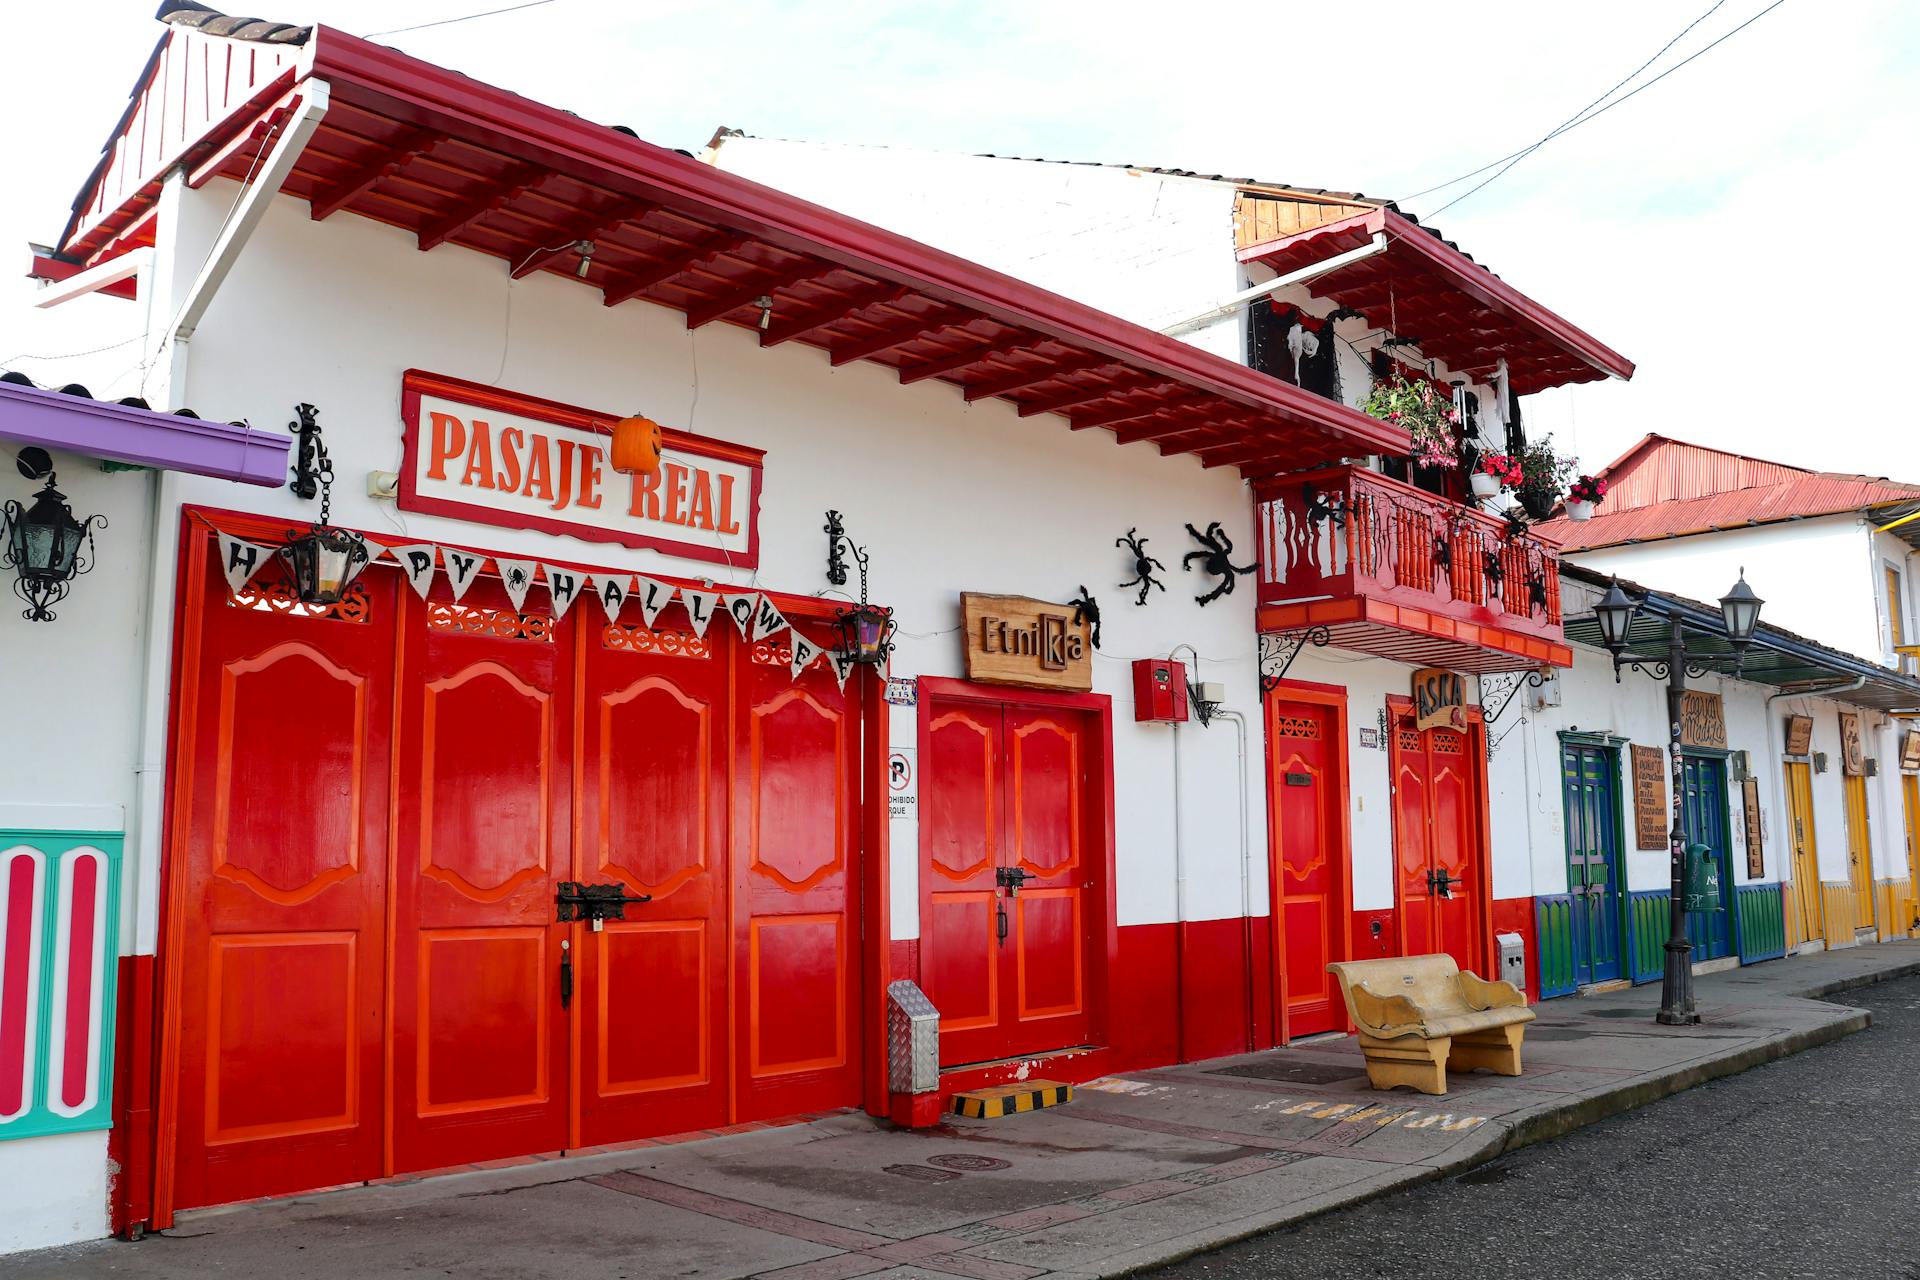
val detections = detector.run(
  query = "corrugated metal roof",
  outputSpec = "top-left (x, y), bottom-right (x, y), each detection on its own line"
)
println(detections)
top-left (1537, 435), bottom-right (1920, 550)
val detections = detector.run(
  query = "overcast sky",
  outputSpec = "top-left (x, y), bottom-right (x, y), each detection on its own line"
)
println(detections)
top-left (2, 0), bottom-right (1913, 480)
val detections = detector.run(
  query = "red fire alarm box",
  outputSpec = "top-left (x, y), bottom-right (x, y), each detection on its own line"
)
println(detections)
top-left (1132, 658), bottom-right (1189, 723)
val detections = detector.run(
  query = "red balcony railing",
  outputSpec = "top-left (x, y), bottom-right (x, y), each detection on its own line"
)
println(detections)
top-left (1254, 465), bottom-right (1563, 643)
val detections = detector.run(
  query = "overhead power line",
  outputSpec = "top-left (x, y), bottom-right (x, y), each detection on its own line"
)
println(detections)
top-left (365, 0), bottom-right (558, 40)
top-left (1411, 0), bottom-right (1789, 220)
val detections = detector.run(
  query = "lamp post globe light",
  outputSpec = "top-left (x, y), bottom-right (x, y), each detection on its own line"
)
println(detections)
top-left (1594, 572), bottom-right (1762, 1026)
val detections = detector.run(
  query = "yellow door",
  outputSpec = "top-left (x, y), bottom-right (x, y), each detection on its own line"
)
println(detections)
top-left (1903, 772), bottom-right (1920, 935)
top-left (1786, 762), bottom-right (1823, 945)
top-left (1843, 773), bottom-right (1875, 934)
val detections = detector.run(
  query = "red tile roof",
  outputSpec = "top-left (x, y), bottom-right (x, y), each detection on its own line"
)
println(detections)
top-left (1536, 434), bottom-right (1920, 550)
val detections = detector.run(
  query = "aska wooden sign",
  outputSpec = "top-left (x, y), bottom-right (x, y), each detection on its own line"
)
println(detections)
top-left (961, 593), bottom-right (1092, 692)
top-left (1678, 690), bottom-right (1726, 750)
top-left (1839, 712), bottom-right (1867, 776)
top-left (1411, 668), bottom-right (1467, 732)
top-left (1631, 744), bottom-right (1668, 850)
top-left (1784, 714), bottom-right (1814, 757)
top-left (399, 370), bottom-right (764, 567)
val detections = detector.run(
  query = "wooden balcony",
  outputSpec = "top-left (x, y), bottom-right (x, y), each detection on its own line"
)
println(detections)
top-left (1254, 465), bottom-right (1572, 673)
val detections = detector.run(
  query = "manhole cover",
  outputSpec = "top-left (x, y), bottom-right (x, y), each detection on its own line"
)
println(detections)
top-left (883, 1163), bottom-right (960, 1183)
top-left (1211, 1060), bottom-right (1365, 1085)
top-left (927, 1154), bottom-right (1010, 1172)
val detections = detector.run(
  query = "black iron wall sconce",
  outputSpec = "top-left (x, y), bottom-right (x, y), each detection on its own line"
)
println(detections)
top-left (2, 446), bottom-right (106, 623)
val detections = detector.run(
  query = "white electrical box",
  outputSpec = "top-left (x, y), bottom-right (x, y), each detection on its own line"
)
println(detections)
top-left (1196, 680), bottom-right (1227, 706)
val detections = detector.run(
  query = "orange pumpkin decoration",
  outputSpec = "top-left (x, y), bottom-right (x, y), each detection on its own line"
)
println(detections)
top-left (609, 413), bottom-right (664, 476)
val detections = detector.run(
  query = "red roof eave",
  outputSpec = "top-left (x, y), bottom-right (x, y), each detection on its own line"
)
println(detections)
top-left (1239, 209), bottom-right (1635, 388)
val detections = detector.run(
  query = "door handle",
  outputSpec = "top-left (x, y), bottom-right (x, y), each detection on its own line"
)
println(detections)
top-left (556, 881), bottom-right (653, 932)
top-left (559, 938), bottom-right (573, 1010)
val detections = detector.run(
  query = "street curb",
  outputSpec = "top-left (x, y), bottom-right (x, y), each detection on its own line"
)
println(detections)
top-left (1095, 961), bottom-right (1911, 1278)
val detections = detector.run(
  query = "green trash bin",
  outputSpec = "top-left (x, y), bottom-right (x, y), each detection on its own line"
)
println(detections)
top-left (1682, 842), bottom-right (1723, 913)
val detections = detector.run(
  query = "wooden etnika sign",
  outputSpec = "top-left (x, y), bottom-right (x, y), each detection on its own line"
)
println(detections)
top-left (398, 370), bottom-right (764, 568)
top-left (1411, 668), bottom-right (1467, 732)
top-left (962, 593), bottom-right (1091, 691)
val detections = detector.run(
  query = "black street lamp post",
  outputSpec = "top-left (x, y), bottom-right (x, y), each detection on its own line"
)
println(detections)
top-left (1595, 571), bottom-right (1763, 1026)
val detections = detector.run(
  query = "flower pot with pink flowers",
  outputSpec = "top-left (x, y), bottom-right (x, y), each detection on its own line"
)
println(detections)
top-left (1362, 374), bottom-right (1459, 474)
top-left (1471, 451), bottom-right (1524, 499)
top-left (1565, 473), bottom-right (1608, 522)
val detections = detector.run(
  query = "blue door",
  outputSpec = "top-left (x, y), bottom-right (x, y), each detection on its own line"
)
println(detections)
top-left (1562, 743), bottom-right (1624, 984)
top-left (1680, 754), bottom-right (1735, 960)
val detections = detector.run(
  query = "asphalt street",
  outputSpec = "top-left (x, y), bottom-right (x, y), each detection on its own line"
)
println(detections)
top-left (1149, 973), bottom-right (1920, 1280)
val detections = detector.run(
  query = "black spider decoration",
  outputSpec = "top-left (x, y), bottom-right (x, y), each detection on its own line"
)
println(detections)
top-left (1483, 549), bottom-right (1506, 593)
top-left (1431, 534), bottom-right (1451, 572)
top-left (1117, 527), bottom-right (1166, 606)
top-left (1502, 510), bottom-right (1531, 544)
top-left (1304, 485), bottom-right (1347, 529)
top-left (1069, 585), bottom-right (1102, 649)
top-left (1183, 522), bottom-right (1256, 606)
top-left (1527, 569), bottom-right (1549, 615)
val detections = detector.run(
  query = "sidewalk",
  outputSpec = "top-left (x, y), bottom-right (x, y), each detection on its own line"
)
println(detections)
top-left (10, 941), bottom-right (1917, 1280)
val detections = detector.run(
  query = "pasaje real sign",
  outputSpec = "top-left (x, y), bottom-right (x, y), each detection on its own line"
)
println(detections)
top-left (398, 370), bottom-right (763, 567)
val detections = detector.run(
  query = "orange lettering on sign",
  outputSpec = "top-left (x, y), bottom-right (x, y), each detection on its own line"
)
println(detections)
top-left (553, 439), bottom-right (576, 512)
top-left (627, 468), bottom-right (662, 520)
top-left (496, 426), bottom-right (524, 493)
top-left (662, 463), bottom-right (689, 526)
top-left (460, 418), bottom-right (496, 490)
top-left (715, 473), bottom-right (742, 535)
top-left (427, 411), bottom-right (466, 481)
top-left (687, 467), bottom-right (715, 530)
top-left (523, 433), bottom-right (554, 503)
top-left (576, 445), bottom-right (604, 510)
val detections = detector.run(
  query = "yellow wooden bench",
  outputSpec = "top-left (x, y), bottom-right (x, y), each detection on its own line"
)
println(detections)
top-left (1327, 954), bottom-right (1535, 1096)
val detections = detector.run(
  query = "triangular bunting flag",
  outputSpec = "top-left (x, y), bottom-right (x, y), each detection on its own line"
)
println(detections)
top-left (828, 647), bottom-right (859, 692)
top-left (594, 573), bottom-right (632, 623)
top-left (497, 558), bottom-right (538, 612)
top-left (393, 544), bottom-right (439, 600)
top-left (543, 564), bottom-right (584, 618)
top-left (750, 595), bottom-right (790, 643)
top-left (443, 548), bottom-right (485, 602)
top-left (215, 530), bottom-right (276, 595)
top-left (788, 632), bottom-right (822, 680)
top-left (724, 592), bottom-right (759, 640)
top-left (680, 588), bottom-right (720, 639)
top-left (635, 576), bottom-right (676, 629)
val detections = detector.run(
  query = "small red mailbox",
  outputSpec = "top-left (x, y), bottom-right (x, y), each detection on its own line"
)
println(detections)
top-left (1131, 658), bottom-right (1189, 722)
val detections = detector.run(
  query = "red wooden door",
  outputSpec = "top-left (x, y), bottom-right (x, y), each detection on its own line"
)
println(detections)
top-left (1003, 707), bottom-right (1090, 1056)
top-left (923, 701), bottom-right (1004, 1066)
top-left (1269, 700), bottom-right (1341, 1037)
top-left (167, 552), bottom-right (393, 1211)
top-left (922, 697), bottom-right (1091, 1066)
top-left (576, 614), bottom-right (730, 1140)
top-left (733, 629), bottom-right (864, 1121)
top-left (390, 578), bottom-right (571, 1171)
top-left (1390, 716), bottom-right (1485, 975)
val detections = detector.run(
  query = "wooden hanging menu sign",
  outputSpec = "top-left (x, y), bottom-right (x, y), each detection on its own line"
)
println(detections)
top-left (1678, 690), bottom-right (1726, 749)
top-left (1902, 729), bottom-right (1920, 772)
top-left (1631, 744), bottom-right (1668, 850)
top-left (1742, 778), bottom-right (1764, 878)
top-left (961, 593), bottom-right (1092, 692)
top-left (1784, 714), bottom-right (1814, 757)
top-left (1839, 712), bottom-right (1866, 775)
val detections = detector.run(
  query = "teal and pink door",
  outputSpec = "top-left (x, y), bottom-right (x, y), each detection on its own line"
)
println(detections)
top-left (1561, 742), bottom-right (1624, 985)
top-left (1267, 695), bottom-right (1346, 1038)
top-left (155, 524), bottom-right (871, 1219)
top-left (921, 688), bottom-right (1100, 1067)
top-left (1390, 704), bottom-right (1490, 976)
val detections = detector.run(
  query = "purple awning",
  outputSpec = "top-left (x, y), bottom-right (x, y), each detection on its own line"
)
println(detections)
top-left (0, 381), bottom-right (289, 486)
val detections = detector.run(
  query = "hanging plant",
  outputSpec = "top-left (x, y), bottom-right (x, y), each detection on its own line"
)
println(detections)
top-left (1471, 451), bottom-right (1524, 499)
top-left (1514, 434), bottom-right (1575, 521)
top-left (1363, 374), bottom-right (1458, 470)
top-left (1564, 472), bottom-right (1608, 522)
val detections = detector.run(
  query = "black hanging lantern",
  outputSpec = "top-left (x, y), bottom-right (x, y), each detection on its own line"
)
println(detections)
top-left (279, 417), bottom-right (370, 605)
top-left (1719, 568), bottom-right (1763, 648)
top-left (1593, 575), bottom-right (1639, 655)
top-left (2, 453), bottom-right (106, 622)
top-left (824, 510), bottom-right (894, 665)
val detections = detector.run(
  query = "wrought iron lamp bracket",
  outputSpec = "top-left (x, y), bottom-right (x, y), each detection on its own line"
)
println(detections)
top-left (1479, 668), bottom-right (1549, 724)
top-left (1258, 625), bottom-right (1330, 693)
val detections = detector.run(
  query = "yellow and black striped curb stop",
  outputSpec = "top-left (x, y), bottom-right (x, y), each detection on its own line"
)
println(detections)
top-left (950, 1080), bottom-right (1073, 1119)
